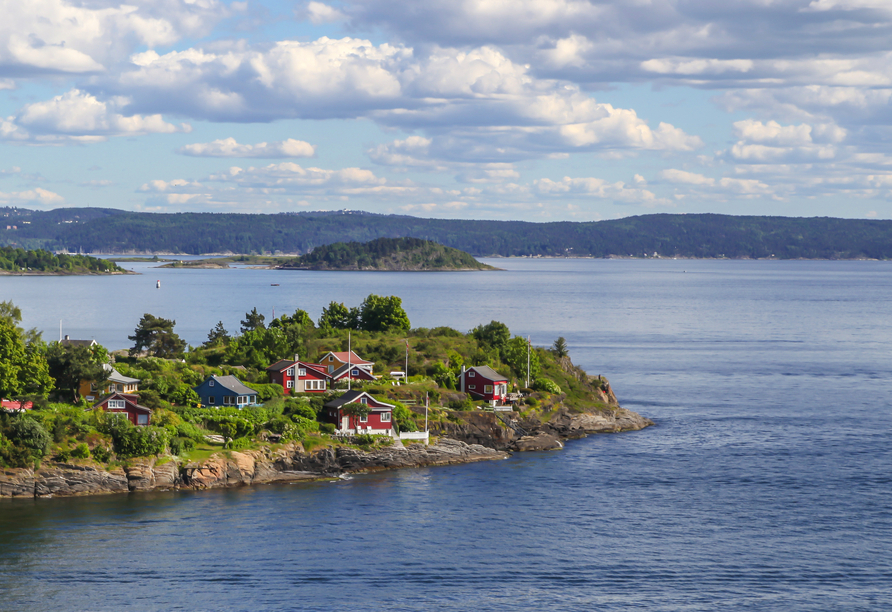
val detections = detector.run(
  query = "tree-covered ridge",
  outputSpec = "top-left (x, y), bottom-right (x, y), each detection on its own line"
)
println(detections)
top-left (3, 208), bottom-right (892, 259)
top-left (0, 247), bottom-right (125, 274)
top-left (282, 237), bottom-right (497, 270)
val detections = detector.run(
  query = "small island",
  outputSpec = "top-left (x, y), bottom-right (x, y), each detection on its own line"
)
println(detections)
top-left (157, 237), bottom-right (500, 271)
top-left (0, 247), bottom-right (128, 275)
top-left (0, 296), bottom-right (651, 499)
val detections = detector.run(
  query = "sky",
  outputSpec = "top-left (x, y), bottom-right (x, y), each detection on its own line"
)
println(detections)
top-left (0, 0), bottom-right (891, 221)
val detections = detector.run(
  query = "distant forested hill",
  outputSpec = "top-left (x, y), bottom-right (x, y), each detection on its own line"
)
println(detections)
top-left (1, 207), bottom-right (891, 259)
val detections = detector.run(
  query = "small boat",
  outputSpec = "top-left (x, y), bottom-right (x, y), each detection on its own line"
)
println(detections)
top-left (270, 283), bottom-right (280, 286)
top-left (156, 280), bottom-right (161, 288)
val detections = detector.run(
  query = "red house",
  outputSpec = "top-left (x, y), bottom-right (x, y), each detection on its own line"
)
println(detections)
top-left (93, 392), bottom-right (152, 426)
top-left (330, 362), bottom-right (378, 384)
top-left (1, 399), bottom-right (33, 411)
top-left (323, 390), bottom-right (394, 435)
top-left (460, 366), bottom-right (509, 404)
top-left (266, 358), bottom-right (331, 394)
top-left (318, 351), bottom-right (375, 377)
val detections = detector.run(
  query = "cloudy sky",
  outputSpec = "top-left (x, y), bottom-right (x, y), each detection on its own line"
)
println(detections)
top-left (0, 0), bottom-right (891, 220)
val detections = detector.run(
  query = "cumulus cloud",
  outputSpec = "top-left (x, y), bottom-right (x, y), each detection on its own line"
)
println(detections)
top-left (100, 39), bottom-right (699, 162)
top-left (0, 0), bottom-right (226, 77)
top-left (299, 2), bottom-right (347, 24)
top-left (178, 137), bottom-right (316, 158)
top-left (8, 89), bottom-right (188, 142)
top-left (0, 187), bottom-right (63, 205)
top-left (535, 176), bottom-right (667, 205)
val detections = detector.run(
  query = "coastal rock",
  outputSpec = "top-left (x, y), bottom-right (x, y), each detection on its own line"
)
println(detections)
top-left (429, 412), bottom-right (516, 450)
top-left (0, 468), bottom-right (35, 498)
top-left (513, 433), bottom-right (564, 452)
top-left (33, 463), bottom-right (128, 497)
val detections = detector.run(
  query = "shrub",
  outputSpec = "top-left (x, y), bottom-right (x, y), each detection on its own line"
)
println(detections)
top-left (532, 378), bottom-right (562, 395)
top-left (8, 417), bottom-right (51, 460)
top-left (71, 443), bottom-right (90, 459)
top-left (229, 437), bottom-right (252, 450)
top-left (169, 437), bottom-right (185, 455)
top-left (176, 422), bottom-right (206, 442)
top-left (284, 399), bottom-right (316, 421)
top-left (319, 423), bottom-right (336, 435)
top-left (392, 403), bottom-right (417, 432)
top-left (254, 383), bottom-right (284, 402)
top-left (91, 444), bottom-right (112, 463)
top-left (103, 417), bottom-right (169, 458)
top-left (447, 397), bottom-right (475, 412)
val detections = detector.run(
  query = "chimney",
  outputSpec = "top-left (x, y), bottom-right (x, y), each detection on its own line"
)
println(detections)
top-left (64, 335), bottom-right (70, 340)
top-left (294, 354), bottom-right (299, 364)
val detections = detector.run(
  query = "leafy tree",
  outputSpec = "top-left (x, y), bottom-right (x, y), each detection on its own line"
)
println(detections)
top-left (6, 416), bottom-right (51, 464)
top-left (46, 342), bottom-right (108, 402)
top-left (503, 336), bottom-right (541, 383)
top-left (318, 301), bottom-right (359, 330)
top-left (0, 299), bottom-right (41, 345)
top-left (240, 308), bottom-right (266, 333)
top-left (204, 321), bottom-right (230, 347)
top-left (0, 319), bottom-right (53, 399)
top-left (128, 314), bottom-right (186, 358)
top-left (471, 321), bottom-right (511, 357)
top-left (359, 294), bottom-right (410, 332)
top-left (270, 308), bottom-right (313, 329)
top-left (552, 337), bottom-right (569, 358)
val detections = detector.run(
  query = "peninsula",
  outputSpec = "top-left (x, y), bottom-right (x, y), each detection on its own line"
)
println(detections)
top-left (0, 247), bottom-right (127, 275)
top-left (0, 297), bottom-right (651, 499)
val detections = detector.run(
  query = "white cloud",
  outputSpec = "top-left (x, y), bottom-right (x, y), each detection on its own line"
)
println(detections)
top-left (0, 187), bottom-right (63, 205)
top-left (0, 0), bottom-right (226, 77)
top-left (10, 89), bottom-right (188, 142)
top-left (301, 2), bottom-right (347, 24)
top-left (178, 137), bottom-right (316, 158)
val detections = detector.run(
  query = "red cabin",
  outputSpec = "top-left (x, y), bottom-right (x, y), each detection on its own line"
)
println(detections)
top-left (93, 392), bottom-right (152, 426)
top-left (460, 366), bottom-right (509, 404)
top-left (323, 390), bottom-right (394, 435)
top-left (266, 358), bottom-right (332, 394)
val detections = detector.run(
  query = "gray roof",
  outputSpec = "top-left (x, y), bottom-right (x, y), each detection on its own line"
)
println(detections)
top-left (323, 390), bottom-right (393, 410)
top-left (60, 338), bottom-right (97, 348)
top-left (210, 375), bottom-right (258, 396)
top-left (104, 364), bottom-right (140, 385)
top-left (469, 365), bottom-right (508, 381)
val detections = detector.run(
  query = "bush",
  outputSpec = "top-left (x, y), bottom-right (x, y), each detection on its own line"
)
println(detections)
top-left (71, 443), bottom-right (90, 459)
top-left (254, 383), bottom-right (284, 402)
top-left (103, 416), bottom-right (169, 458)
top-left (283, 399), bottom-right (316, 421)
top-left (532, 378), bottom-right (562, 395)
top-left (176, 422), bottom-right (206, 442)
top-left (392, 403), bottom-right (417, 432)
top-left (8, 416), bottom-right (51, 460)
top-left (319, 422), bottom-right (336, 435)
top-left (169, 437), bottom-right (185, 455)
top-left (229, 437), bottom-right (252, 450)
top-left (447, 397), bottom-right (475, 412)
top-left (91, 444), bottom-right (112, 463)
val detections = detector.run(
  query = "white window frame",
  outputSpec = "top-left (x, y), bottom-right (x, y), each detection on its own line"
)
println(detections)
top-left (359, 414), bottom-right (368, 423)
top-left (137, 414), bottom-right (148, 425)
top-left (207, 396), bottom-right (215, 405)
top-left (381, 412), bottom-right (391, 422)
top-left (298, 368), bottom-right (307, 377)
top-left (286, 380), bottom-right (294, 389)
top-left (209, 380), bottom-right (215, 387)
top-left (484, 385), bottom-right (493, 394)
top-left (352, 369), bottom-right (359, 376)
top-left (224, 396), bottom-right (235, 405)
top-left (286, 367), bottom-right (294, 376)
top-left (469, 371), bottom-right (475, 377)
top-left (360, 396), bottom-right (368, 404)
top-left (108, 399), bottom-right (125, 410)
top-left (469, 385), bottom-right (476, 390)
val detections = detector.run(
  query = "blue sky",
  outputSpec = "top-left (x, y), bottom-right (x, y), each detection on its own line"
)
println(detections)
top-left (0, 0), bottom-right (890, 221)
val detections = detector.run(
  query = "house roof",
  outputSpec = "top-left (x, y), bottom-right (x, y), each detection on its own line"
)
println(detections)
top-left (266, 359), bottom-right (296, 372)
top-left (204, 375), bottom-right (258, 396)
top-left (1, 399), bottom-right (32, 411)
top-left (324, 351), bottom-right (373, 365)
top-left (323, 390), bottom-right (393, 410)
top-left (468, 365), bottom-right (508, 382)
top-left (104, 364), bottom-right (140, 385)
top-left (94, 392), bottom-right (152, 414)
top-left (331, 363), bottom-right (377, 380)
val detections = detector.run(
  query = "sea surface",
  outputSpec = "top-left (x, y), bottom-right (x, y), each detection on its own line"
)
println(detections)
top-left (1, 259), bottom-right (890, 611)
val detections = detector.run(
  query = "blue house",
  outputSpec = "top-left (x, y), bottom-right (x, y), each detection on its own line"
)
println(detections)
top-left (194, 375), bottom-right (260, 408)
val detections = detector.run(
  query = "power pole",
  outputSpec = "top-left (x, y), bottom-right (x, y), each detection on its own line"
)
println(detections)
top-left (526, 335), bottom-right (531, 388)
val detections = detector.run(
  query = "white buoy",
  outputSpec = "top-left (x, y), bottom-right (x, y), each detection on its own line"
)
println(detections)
top-left (156, 280), bottom-right (161, 288)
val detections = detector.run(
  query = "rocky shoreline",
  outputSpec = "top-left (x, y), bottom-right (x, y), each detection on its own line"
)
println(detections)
top-left (0, 406), bottom-right (652, 500)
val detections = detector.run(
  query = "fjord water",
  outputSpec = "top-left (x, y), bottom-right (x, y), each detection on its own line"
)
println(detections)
top-left (1, 259), bottom-right (891, 611)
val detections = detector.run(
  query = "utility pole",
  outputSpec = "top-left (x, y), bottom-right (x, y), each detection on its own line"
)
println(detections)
top-left (347, 331), bottom-right (351, 391)
top-left (526, 335), bottom-right (531, 388)
top-left (405, 338), bottom-right (409, 381)
top-left (425, 392), bottom-right (429, 446)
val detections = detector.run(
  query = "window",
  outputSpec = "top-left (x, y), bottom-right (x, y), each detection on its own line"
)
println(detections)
top-left (306, 379), bottom-right (325, 391)
top-left (298, 368), bottom-right (306, 376)
top-left (360, 396), bottom-right (368, 404)
top-left (484, 385), bottom-right (493, 394)
top-left (359, 414), bottom-right (368, 423)
top-left (352, 369), bottom-right (359, 376)
top-left (381, 412), bottom-right (391, 422)
top-left (137, 414), bottom-right (148, 425)
top-left (207, 396), bottom-right (215, 405)
top-left (329, 356), bottom-right (334, 361)
top-left (209, 380), bottom-right (215, 387)
top-left (286, 368), bottom-right (294, 376)
top-left (469, 385), bottom-right (476, 390)
top-left (287, 380), bottom-right (294, 389)
top-left (469, 371), bottom-right (475, 377)
top-left (224, 396), bottom-right (235, 405)
top-left (108, 399), bottom-right (125, 409)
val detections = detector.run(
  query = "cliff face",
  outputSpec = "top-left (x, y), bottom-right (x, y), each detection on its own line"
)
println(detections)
top-left (0, 439), bottom-right (507, 498)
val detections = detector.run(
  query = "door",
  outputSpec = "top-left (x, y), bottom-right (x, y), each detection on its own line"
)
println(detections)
top-left (341, 416), bottom-right (349, 431)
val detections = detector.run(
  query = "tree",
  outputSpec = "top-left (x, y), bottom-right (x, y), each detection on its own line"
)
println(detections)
top-left (204, 321), bottom-right (230, 347)
top-left (0, 319), bottom-right (53, 400)
top-left (503, 336), bottom-right (541, 383)
top-left (318, 301), bottom-right (359, 330)
top-left (552, 337), bottom-right (569, 358)
top-left (0, 299), bottom-right (41, 345)
top-left (358, 294), bottom-right (410, 332)
top-left (128, 314), bottom-right (186, 358)
top-left (240, 308), bottom-right (266, 333)
top-left (46, 342), bottom-right (108, 402)
top-left (341, 402), bottom-right (371, 432)
top-left (471, 321), bottom-right (511, 357)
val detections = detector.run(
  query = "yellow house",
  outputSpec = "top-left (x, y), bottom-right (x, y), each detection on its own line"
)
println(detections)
top-left (79, 364), bottom-right (140, 402)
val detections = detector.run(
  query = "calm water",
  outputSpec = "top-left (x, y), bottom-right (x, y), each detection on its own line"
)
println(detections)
top-left (1, 260), bottom-right (890, 611)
